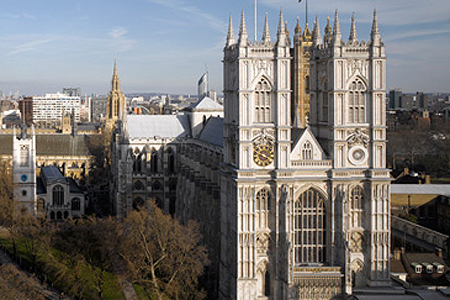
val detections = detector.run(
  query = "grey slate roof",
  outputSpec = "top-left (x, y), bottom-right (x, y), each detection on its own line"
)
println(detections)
top-left (186, 97), bottom-right (223, 112)
top-left (127, 115), bottom-right (191, 139)
top-left (198, 117), bottom-right (223, 147)
top-left (0, 134), bottom-right (92, 156)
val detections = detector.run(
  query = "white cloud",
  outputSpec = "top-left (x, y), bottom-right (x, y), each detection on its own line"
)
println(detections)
top-left (109, 27), bottom-right (128, 39)
top-left (8, 37), bottom-right (58, 56)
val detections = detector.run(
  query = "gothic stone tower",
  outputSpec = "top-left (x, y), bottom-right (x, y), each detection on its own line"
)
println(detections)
top-left (12, 125), bottom-right (37, 212)
top-left (106, 61), bottom-right (125, 130)
top-left (220, 9), bottom-right (390, 300)
top-left (221, 11), bottom-right (293, 299)
top-left (309, 10), bottom-right (390, 292)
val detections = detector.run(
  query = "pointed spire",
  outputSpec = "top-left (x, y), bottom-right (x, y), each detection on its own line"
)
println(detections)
top-left (312, 16), bottom-right (322, 46)
top-left (277, 9), bottom-right (287, 45)
top-left (226, 14), bottom-right (235, 46)
top-left (324, 16), bottom-right (332, 45)
top-left (238, 9), bottom-right (248, 46)
top-left (349, 13), bottom-right (358, 44)
top-left (371, 8), bottom-right (381, 46)
top-left (332, 9), bottom-right (342, 46)
top-left (111, 60), bottom-right (121, 92)
top-left (262, 13), bottom-right (271, 45)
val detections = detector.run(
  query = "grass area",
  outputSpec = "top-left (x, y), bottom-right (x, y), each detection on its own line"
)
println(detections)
top-left (0, 237), bottom-right (126, 300)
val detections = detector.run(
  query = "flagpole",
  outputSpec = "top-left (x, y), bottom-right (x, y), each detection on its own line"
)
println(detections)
top-left (306, 0), bottom-right (308, 25)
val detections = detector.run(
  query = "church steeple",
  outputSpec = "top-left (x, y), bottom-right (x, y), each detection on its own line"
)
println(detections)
top-left (106, 60), bottom-right (125, 129)
top-left (111, 60), bottom-right (121, 92)
top-left (226, 14), bottom-right (235, 47)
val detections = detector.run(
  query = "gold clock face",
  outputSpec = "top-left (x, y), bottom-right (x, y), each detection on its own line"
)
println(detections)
top-left (253, 144), bottom-right (275, 167)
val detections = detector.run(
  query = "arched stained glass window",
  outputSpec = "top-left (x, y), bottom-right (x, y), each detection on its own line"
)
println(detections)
top-left (293, 189), bottom-right (326, 263)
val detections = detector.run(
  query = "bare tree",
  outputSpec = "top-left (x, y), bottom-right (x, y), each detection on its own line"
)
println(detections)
top-left (118, 202), bottom-right (209, 300)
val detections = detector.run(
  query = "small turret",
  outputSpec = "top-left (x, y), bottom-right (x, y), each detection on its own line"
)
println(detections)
top-left (238, 9), bottom-right (248, 46)
top-left (324, 17), bottom-right (332, 45)
top-left (312, 16), bottom-right (322, 46)
top-left (332, 9), bottom-right (342, 46)
top-left (226, 14), bottom-right (235, 47)
top-left (262, 13), bottom-right (271, 45)
top-left (370, 9), bottom-right (381, 46)
top-left (277, 9), bottom-right (287, 46)
top-left (294, 17), bottom-right (302, 39)
top-left (349, 13), bottom-right (358, 44)
top-left (303, 22), bottom-right (311, 40)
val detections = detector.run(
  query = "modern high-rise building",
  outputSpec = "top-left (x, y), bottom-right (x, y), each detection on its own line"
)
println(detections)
top-left (32, 93), bottom-right (81, 124)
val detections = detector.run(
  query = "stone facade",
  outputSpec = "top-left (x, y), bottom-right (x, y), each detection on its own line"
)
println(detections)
top-left (111, 9), bottom-right (390, 299)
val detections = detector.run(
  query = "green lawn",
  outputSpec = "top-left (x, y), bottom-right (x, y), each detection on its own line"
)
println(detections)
top-left (0, 237), bottom-right (126, 300)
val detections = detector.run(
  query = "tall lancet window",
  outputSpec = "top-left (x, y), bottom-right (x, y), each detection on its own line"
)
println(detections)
top-left (20, 145), bottom-right (29, 167)
top-left (256, 188), bottom-right (271, 230)
top-left (301, 142), bottom-right (313, 160)
top-left (293, 189), bottom-right (326, 264)
top-left (254, 79), bottom-right (271, 123)
top-left (350, 186), bottom-right (364, 228)
top-left (348, 79), bottom-right (366, 123)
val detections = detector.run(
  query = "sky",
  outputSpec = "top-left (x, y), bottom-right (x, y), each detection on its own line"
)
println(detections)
top-left (0, 0), bottom-right (449, 96)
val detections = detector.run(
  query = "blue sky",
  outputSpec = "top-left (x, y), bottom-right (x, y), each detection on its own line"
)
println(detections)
top-left (0, 0), bottom-right (449, 96)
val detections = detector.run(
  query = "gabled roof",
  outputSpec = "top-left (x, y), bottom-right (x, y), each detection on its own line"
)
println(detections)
top-left (127, 115), bottom-right (191, 139)
top-left (186, 97), bottom-right (223, 112)
top-left (291, 126), bottom-right (326, 160)
top-left (198, 117), bottom-right (223, 147)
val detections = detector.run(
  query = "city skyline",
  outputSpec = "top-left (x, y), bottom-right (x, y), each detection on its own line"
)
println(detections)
top-left (0, 0), bottom-right (449, 96)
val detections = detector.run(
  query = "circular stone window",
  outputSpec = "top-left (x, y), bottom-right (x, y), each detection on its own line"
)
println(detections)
top-left (348, 146), bottom-right (368, 165)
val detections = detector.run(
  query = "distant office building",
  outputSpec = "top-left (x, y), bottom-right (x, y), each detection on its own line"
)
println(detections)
top-left (90, 96), bottom-right (108, 122)
top-left (416, 92), bottom-right (428, 110)
top-left (32, 93), bottom-right (81, 124)
top-left (19, 97), bottom-right (33, 125)
top-left (62, 87), bottom-right (81, 97)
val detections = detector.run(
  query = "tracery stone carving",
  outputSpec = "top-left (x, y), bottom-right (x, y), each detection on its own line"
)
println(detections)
top-left (346, 128), bottom-right (370, 147)
top-left (349, 231), bottom-right (365, 252)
